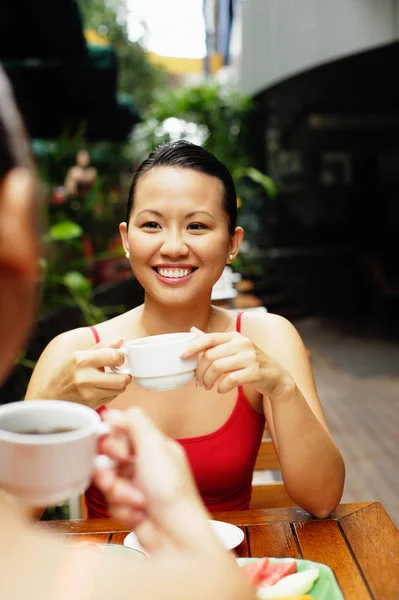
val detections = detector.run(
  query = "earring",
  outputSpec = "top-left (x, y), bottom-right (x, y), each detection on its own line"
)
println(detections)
top-left (125, 252), bottom-right (130, 259)
top-left (229, 254), bottom-right (234, 261)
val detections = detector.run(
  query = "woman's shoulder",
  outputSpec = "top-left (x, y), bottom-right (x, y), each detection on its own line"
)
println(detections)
top-left (241, 310), bottom-right (294, 331)
top-left (239, 311), bottom-right (304, 350)
top-left (46, 326), bottom-right (100, 353)
top-left (44, 309), bottom-right (137, 351)
top-left (84, 306), bottom-right (144, 345)
top-left (212, 307), bottom-right (296, 336)
top-left (37, 310), bottom-right (135, 367)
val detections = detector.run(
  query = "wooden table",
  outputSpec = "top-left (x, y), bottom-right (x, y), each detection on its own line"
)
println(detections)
top-left (42, 502), bottom-right (398, 600)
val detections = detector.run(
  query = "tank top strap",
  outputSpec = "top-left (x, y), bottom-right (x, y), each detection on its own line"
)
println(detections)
top-left (235, 311), bottom-right (243, 333)
top-left (88, 325), bottom-right (100, 344)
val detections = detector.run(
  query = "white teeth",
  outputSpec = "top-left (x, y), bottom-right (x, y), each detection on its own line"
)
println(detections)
top-left (157, 268), bottom-right (192, 278)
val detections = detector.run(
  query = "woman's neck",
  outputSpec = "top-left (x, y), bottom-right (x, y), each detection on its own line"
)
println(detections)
top-left (140, 297), bottom-right (214, 337)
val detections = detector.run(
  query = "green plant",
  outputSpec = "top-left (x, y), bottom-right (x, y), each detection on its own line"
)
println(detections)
top-left (129, 83), bottom-right (252, 169)
top-left (78, 0), bottom-right (167, 109)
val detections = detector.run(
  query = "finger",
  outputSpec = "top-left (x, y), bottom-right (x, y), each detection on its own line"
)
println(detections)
top-left (103, 477), bottom-right (146, 509)
top-left (181, 332), bottom-right (236, 358)
top-left (92, 468), bottom-right (116, 493)
top-left (216, 366), bottom-right (263, 394)
top-left (201, 353), bottom-right (253, 390)
top-left (109, 505), bottom-right (146, 528)
top-left (74, 348), bottom-right (126, 369)
top-left (91, 372), bottom-right (131, 390)
top-left (92, 338), bottom-right (124, 350)
top-left (100, 431), bottom-right (134, 463)
top-left (195, 339), bottom-right (244, 384)
top-left (105, 407), bottom-right (167, 463)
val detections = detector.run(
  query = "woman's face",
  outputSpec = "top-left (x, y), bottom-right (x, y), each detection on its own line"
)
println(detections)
top-left (0, 167), bottom-right (38, 382)
top-left (120, 167), bottom-right (243, 308)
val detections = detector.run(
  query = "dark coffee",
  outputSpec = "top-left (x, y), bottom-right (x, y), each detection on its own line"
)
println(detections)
top-left (15, 427), bottom-right (77, 435)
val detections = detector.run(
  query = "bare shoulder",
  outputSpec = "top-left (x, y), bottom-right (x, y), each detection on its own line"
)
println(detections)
top-left (67, 166), bottom-right (79, 178)
top-left (212, 306), bottom-right (240, 332)
top-left (24, 327), bottom-right (100, 399)
top-left (91, 307), bottom-right (142, 343)
top-left (240, 311), bottom-right (306, 354)
top-left (43, 326), bottom-right (99, 354)
top-left (241, 310), bottom-right (297, 333)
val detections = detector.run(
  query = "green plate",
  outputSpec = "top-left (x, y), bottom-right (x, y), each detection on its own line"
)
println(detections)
top-left (96, 544), bottom-right (146, 560)
top-left (237, 558), bottom-right (344, 599)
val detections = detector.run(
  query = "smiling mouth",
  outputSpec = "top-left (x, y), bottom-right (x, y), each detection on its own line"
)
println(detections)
top-left (153, 267), bottom-right (197, 279)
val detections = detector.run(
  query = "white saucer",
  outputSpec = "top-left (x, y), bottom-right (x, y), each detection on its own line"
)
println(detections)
top-left (123, 519), bottom-right (244, 555)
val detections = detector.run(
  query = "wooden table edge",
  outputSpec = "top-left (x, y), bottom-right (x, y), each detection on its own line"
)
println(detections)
top-left (39, 503), bottom-right (379, 535)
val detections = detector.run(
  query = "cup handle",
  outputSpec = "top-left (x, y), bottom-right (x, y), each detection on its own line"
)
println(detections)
top-left (110, 347), bottom-right (132, 375)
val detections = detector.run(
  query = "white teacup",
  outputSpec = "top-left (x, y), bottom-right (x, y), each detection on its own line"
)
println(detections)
top-left (111, 332), bottom-right (197, 391)
top-left (0, 400), bottom-right (112, 507)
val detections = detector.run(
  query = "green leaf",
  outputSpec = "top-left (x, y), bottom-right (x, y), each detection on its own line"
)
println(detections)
top-left (63, 271), bottom-right (91, 295)
top-left (233, 167), bottom-right (277, 199)
top-left (49, 221), bottom-right (83, 241)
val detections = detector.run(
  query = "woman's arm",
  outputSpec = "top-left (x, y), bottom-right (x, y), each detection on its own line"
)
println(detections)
top-left (182, 314), bottom-right (345, 519)
top-left (245, 312), bottom-right (345, 518)
top-left (25, 329), bottom-right (130, 410)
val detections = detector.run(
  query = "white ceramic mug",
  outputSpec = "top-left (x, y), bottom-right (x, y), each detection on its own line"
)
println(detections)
top-left (0, 400), bottom-right (113, 507)
top-left (111, 332), bottom-right (198, 391)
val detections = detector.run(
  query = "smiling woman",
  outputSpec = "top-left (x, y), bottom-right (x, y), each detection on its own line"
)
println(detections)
top-left (26, 140), bottom-right (345, 521)
top-left (0, 67), bottom-right (255, 600)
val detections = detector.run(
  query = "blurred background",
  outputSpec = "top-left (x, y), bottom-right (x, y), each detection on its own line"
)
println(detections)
top-left (0, 1), bottom-right (397, 524)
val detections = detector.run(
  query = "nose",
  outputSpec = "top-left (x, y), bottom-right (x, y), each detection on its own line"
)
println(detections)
top-left (160, 228), bottom-right (189, 258)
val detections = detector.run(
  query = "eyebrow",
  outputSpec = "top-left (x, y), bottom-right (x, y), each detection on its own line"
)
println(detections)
top-left (136, 209), bottom-right (215, 220)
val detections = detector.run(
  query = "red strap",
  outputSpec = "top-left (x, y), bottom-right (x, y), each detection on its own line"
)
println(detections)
top-left (88, 326), bottom-right (100, 344)
top-left (236, 312), bottom-right (243, 333)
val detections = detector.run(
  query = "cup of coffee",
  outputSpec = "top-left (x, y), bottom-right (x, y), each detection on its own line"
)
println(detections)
top-left (0, 400), bottom-right (112, 506)
top-left (111, 332), bottom-right (197, 391)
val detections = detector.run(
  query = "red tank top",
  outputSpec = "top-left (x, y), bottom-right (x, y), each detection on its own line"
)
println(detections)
top-left (85, 313), bottom-right (265, 516)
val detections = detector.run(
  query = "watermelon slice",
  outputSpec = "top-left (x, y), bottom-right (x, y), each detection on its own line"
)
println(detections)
top-left (258, 560), bottom-right (297, 587)
top-left (241, 557), bottom-right (270, 585)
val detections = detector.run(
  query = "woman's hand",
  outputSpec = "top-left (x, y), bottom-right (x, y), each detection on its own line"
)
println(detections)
top-left (181, 327), bottom-right (296, 401)
top-left (37, 339), bottom-right (131, 410)
top-left (93, 408), bottom-right (214, 557)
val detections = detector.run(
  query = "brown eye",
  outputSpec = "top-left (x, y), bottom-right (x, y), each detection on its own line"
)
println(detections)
top-left (141, 221), bottom-right (161, 229)
top-left (187, 223), bottom-right (208, 231)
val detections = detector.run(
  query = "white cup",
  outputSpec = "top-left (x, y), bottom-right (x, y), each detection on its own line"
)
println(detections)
top-left (0, 400), bottom-right (113, 507)
top-left (111, 332), bottom-right (197, 391)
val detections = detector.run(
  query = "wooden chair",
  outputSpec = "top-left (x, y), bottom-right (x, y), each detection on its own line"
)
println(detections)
top-left (250, 437), bottom-right (296, 509)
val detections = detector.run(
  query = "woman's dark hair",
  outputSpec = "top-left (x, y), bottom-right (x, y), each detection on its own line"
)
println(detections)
top-left (127, 140), bottom-right (237, 234)
top-left (0, 66), bottom-right (42, 240)
top-left (0, 66), bottom-right (33, 182)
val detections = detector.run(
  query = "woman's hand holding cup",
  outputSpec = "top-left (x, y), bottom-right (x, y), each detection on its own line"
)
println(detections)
top-left (39, 339), bottom-right (132, 410)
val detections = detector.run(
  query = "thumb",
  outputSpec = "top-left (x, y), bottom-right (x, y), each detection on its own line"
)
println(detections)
top-left (92, 338), bottom-right (125, 350)
top-left (109, 339), bottom-right (125, 349)
top-left (190, 326), bottom-right (205, 336)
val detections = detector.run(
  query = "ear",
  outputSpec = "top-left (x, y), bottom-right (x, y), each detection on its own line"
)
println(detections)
top-left (0, 167), bottom-right (37, 279)
top-left (119, 222), bottom-right (130, 255)
top-left (227, 226), bottom-right (244, 263)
